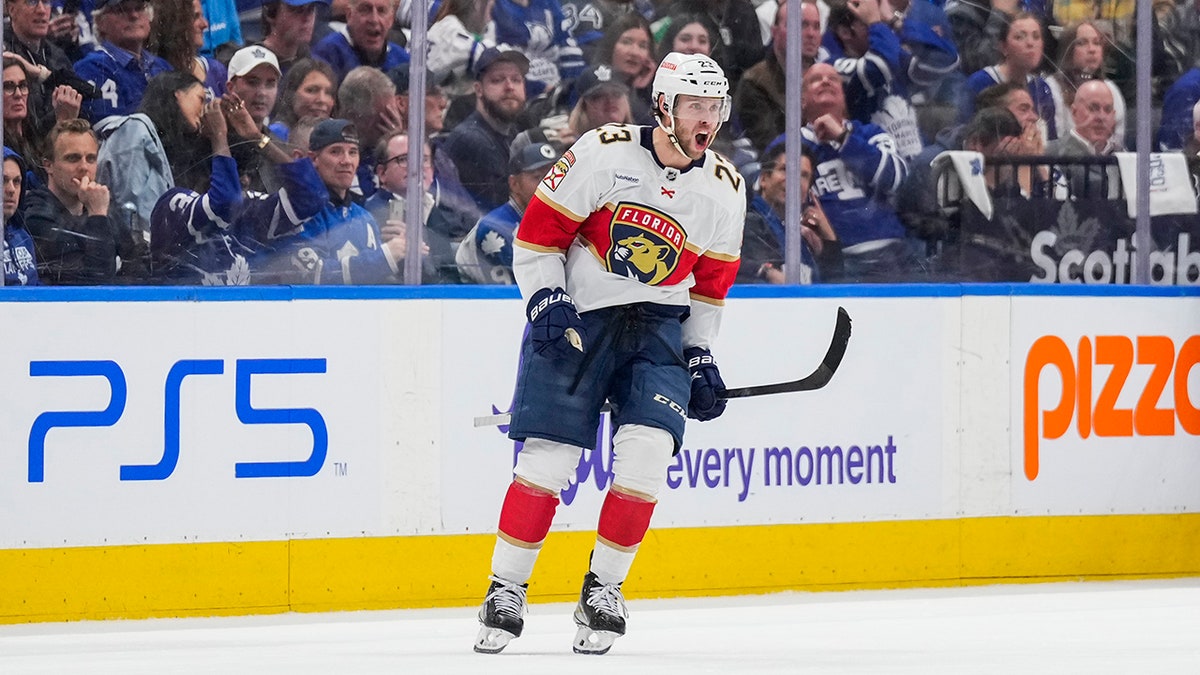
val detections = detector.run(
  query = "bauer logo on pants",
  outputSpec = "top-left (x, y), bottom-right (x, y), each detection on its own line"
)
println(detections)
top-left (606, 202), bottom-right (684, 285)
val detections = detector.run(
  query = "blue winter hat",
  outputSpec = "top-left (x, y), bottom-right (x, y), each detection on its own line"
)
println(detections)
top-left (279, 0), bottom-right (330, 5)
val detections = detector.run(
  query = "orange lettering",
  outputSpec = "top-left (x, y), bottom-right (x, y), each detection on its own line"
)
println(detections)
top-left (1024, 336), bottom-right (1074, 481)
top-left (1077, 337), bottom-right (1091, 439)
top-left (1135, 336), bottom-right (1175, 436)
top-left (1094, 336), bottom-right (1133, 437)
top-left (1024, 332), bottom-right (1199, 482)
top-left (1178, 336), bottom-right (1200, 435)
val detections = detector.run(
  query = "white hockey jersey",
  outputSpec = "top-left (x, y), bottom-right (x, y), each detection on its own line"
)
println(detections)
top-left (513, 124), bottom-right (746, 350)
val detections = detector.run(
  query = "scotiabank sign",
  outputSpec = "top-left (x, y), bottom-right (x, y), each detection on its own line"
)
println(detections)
top-left (1024, 334), bottom-right (1200, 480)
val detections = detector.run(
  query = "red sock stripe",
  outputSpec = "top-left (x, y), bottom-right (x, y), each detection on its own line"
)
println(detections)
top-left (596, 489), bottom-right (656, 549)
top-left (497, 481), bottom-right (559, 545)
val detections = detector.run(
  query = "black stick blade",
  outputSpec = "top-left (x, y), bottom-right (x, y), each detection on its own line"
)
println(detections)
top-left (721, 306), bottom-right (852, 399)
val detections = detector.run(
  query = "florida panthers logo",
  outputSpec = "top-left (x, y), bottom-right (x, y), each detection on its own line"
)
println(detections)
top-left (606, 203), bottom-right (684, 285)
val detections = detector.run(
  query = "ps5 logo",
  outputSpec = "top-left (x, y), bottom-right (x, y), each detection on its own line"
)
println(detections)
top-left (27, 358), bottom-right (329, 482)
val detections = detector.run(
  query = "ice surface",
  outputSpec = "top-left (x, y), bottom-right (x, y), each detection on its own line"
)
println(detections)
top-left (1, 579), bottom-right (1198, 674)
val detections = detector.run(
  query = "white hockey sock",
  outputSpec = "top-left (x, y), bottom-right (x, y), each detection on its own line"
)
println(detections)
top-left (491, 536), bottom-right (540, 585)
top-left (590, 540), bottom-right (637, 586)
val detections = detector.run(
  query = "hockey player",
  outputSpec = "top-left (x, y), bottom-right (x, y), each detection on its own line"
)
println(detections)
top-left (473, 52), bottom-right (745, 656)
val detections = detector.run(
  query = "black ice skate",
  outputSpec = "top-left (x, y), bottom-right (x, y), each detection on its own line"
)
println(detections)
top-left (572, 571), bottom-right (628, 655)
top-left (474, 575), bottom-right (528, 654)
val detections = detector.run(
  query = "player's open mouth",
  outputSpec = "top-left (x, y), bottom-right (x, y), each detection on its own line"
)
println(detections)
top-left (695, 132), bottom-right (710, 149)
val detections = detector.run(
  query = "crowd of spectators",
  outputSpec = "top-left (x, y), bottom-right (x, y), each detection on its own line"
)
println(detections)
top-left (2, 0), bottom-right (1199, 286)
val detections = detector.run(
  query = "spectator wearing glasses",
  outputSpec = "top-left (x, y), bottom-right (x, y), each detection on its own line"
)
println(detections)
top-left (3, 59), bottom-right (45, 173)
top-left (3, 0), bottom-right (90, 130)
top-left (386, 62), bottom-right (478, 233)
top-left (74, 0), bottom-right (172, 123)
top-left (365, 130), bottom-right (467, 283)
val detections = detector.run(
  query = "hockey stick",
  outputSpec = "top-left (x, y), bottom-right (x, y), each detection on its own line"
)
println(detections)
top-left (472, 306), bottom-right (852, 428)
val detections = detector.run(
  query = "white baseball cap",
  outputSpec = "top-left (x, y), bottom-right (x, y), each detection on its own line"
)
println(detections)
top-left (227, 46), bottom-right (281, 83)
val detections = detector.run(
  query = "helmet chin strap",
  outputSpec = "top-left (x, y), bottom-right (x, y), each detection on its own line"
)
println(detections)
top-left (660, 113), bottom-right (704, 162)
top-left (658, 96), bottom-right (723, 162)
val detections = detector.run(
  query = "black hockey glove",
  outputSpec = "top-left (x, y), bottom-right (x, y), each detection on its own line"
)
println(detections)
top-left (685, 347), bottom-right (727, 421)
top-left (526, 287), bottom-right (587, 358)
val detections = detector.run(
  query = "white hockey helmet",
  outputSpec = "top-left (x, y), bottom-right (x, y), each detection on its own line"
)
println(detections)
top-left (651, 52), bottom-right (731, 124)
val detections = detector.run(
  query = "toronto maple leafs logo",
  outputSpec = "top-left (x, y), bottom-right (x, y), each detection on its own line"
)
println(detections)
top-left (480, 230), bottom-right (507, 261)
top-left (200, 255), bottom-right (252, 286)
top-left (524, 21), bottom-right (554, 52)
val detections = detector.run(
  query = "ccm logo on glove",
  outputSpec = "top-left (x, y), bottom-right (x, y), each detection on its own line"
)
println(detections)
top-left (526, 287), bottom-right (587, 358)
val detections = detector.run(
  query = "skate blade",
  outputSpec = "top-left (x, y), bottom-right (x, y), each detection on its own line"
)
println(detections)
top-left (474, 625), bottom-right (517, 654)
top-left (572, 625), bottom-right (619, 655)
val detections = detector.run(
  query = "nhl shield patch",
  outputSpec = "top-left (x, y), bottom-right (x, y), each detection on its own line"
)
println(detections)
top-left (606, 202), bottom-right (685, 285)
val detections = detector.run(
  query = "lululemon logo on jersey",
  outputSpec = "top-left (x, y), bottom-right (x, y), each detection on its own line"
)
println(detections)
top-left (607, 202), bottom-right (684, 285)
